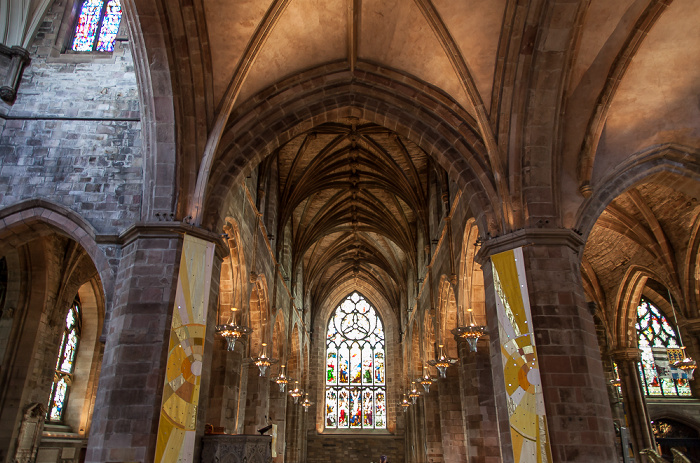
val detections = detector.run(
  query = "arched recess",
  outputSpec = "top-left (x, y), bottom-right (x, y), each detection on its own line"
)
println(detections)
top-left (0, 217), bottom-right (105, 459)
top-left (458, 218), bottom-right (486, 328)
top-left (575, 145), bottom-right (700, 240)
top-left (219, 218), bottom-right (248, 326)
top-left (248, 275), bottom-right (270, 355)
top-left (0, 200), bottom-right (115, 309)
top-left (437, 276), bottom-right (458, 358)
top-left (60, 279), bottom-right (105, 437)
top-left (197, 62), bottom-right (502, 236)
top-left (271, 312), bottom-right (286, 366)
top-left (409, 318), bottom-right (421, 382)
top-left (424, 307), bottom-right (436, 363)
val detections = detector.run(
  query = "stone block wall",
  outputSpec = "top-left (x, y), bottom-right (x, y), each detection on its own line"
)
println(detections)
top-left (306, 434), bottom-right (405, 463)
top-left (0, 0), bottom-right (142, 233)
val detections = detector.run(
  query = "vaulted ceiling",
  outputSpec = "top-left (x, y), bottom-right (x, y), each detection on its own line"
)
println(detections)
top-left (275, 118), bottom-right (431, 311)
top-left (124, 0), bottom-right (700, 320)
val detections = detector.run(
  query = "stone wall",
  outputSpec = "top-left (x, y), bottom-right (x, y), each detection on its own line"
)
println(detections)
top-left (0, 0), bottom-right (142, 233)
top-left (306, 434), bottom-right (405, 463)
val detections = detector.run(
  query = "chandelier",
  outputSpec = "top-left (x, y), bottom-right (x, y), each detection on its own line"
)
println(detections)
top-left (673, 349), bottom-right (697, 380)
top-left (301, 393), bottom-right (313, 412)
top-left (289, 380), bottom-right (303, 404)
top-left (400, 393), bottom-right (411, 412)
top-left (419, 365), bottom-right (434, 392)
top-left (215, 308), bottom-right (252, 351)
top-left (428, 344), bottom-right (458, 378)
top-left (252, 343), bottom-right (278, 377)
top-left (452, 307), bottom-right (486, 352)
top-left (273, 364), bottom-right (289, 392)
top-left (408, 381), bottom-right (421, 404)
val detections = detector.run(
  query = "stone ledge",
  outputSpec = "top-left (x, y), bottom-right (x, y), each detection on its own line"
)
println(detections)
top-left (475, 228), bottom-right (585, 264)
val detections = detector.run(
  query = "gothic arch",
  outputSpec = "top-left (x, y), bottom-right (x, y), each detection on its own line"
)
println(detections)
top-left (458, 218), bottom-right (486, 328)
top-left (575, 144), bottom-right (700, 240)
top-left (248, 275), bottom-right (270, 354)
top-left (197, 62), bottom-right (501, 235)
top-left (0, 200), bottom-right (114, 307)
top-left (437, 276), bottom-right (458, 358)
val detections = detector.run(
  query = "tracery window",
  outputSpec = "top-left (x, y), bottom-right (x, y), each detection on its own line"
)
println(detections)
top-left (47, 298), bottom-right (82, 422)
top-left (636, 298), bottom-right (691, 397)
top-left (71, 0), bottom-right (122, 52)
top-left (325, 292), bottom-right (386, 430)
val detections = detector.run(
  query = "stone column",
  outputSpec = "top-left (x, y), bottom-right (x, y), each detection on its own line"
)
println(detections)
top-left (610, 348), bottom-right (655, 460)
top-left (85, 224), bottom-right (224, 463)
top-left (477, 229), bottom-right (617, 462)
top-left (436, 365), bottom-right (467, 462)
top-left (457, 337), bottom-right (500, 463)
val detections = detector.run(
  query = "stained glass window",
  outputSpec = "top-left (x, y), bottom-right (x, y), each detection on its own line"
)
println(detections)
top-left (71, 0), bottom-right (122, 52)
top-left (325, 292), bottom-right (386, 430)
top-left (47, 298), bottom-right (82, 421)
top-left (636, 298), bottom-right (691, 397)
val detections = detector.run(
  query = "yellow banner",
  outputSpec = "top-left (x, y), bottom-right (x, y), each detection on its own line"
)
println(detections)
top-left (155, 235), bottom-right (215, 463)
top-left (492, 248), bottom-right (553, 463)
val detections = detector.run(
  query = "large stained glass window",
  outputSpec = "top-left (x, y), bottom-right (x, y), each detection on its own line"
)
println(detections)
top-left (47, 298), bottom-right (82, 422)
top-left (325, 292), bottom-right (386, 430)
top-left (71, 0), bottom-right (122, 52)
top-left (636, 298), bottom-right (691, 397)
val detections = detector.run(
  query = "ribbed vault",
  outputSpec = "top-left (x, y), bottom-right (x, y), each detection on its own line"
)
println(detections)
top-left (276, 118), bottom-right (433, 316)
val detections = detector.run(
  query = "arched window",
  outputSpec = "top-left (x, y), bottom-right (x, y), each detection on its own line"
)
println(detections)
top-left (636, 298), bottom-right (691, 397)
top-left (47, 298), bottom-right (82, 421)
top-left (325, 292), bottom-right (386, 430)
top-left (71, 0), bottom-right (123, 52)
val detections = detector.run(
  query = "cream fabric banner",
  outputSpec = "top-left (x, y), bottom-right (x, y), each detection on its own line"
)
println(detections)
top-left (491, 247), bottom-right (553, 463)
top-left (155, 234), bottom-right (215, 463)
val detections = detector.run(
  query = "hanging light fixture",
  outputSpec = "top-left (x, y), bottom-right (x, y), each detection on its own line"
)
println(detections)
top-left (668, 290), bottom-right (697, 380)
top-left (408, 381), bottom-right (421, 404)
top-left (215, 308), bottom-right (252, 351)
top-left (274, 364), bottom-right (289, 392)
top-left (428, 344), bottom-right (458, 379)
top-left (452, 307), bottom-right (487, 353)
top-left (419, 365), bottom-right (434, 393)
top-left (400, 393), bottom-right (411, 412)
top-left (289, 380), bottom-right (303, 404)
top-left (252, 343), bottom-right (278, 377)
top-left (301, 392), bottom-right (313, 412)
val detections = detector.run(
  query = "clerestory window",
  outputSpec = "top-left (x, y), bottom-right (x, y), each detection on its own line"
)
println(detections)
top-left (71, 0), bottom-right (123, 52)
top-left (325, 292), bottom-right (386, 430)
top-left (47, 298), bottom-right (82, 421)
top-left (636, 298), bottom-right (691, 397)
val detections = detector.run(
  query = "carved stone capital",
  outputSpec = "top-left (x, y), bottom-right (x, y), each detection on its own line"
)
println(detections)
top-left (0, 44), bottom-right (30, 103)
top-left (609, 348), bottom-right (642, 362)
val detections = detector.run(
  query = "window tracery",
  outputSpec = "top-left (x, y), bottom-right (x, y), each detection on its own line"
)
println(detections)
top-left (636, 298), bottom-right (691, 397)
top-left (47, 298), bottom-right (82, 422)
top-left (325, 292), bottom-right (386, 430)
top-left (71, 0), bottom-right (122, 52)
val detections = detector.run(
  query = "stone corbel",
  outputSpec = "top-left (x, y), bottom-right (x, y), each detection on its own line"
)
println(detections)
top-left (0, 44), bottom-right (30, 103)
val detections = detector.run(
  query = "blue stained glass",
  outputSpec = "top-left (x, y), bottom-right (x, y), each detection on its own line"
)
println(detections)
top-left (72, 0), bottom-right (104, 51)
top-left (636, 299), bottom-right (691, 397)
top-left (47, 300), bottom-right (81, 421)
top-left (325, 292), bottom-right (385, 430)
top-left (95, 0), bottom-right (122, 52)
top-left (72, 0), bottom-right (122, 52)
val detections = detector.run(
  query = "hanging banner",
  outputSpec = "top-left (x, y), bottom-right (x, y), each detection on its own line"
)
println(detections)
top-left (155, 234), bottom-right (215, 463)
top-left (491, 248), bottom-right (553, 463)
